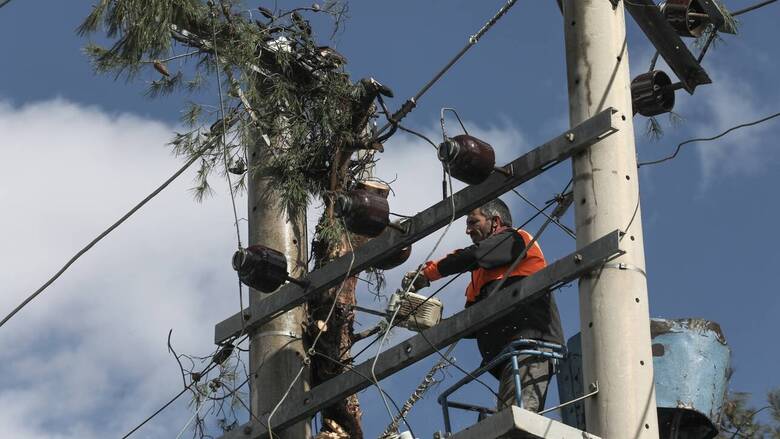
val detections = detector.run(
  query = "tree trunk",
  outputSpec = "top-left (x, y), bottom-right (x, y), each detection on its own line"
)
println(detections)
top-left (309, 230), bottom-right (365, 439)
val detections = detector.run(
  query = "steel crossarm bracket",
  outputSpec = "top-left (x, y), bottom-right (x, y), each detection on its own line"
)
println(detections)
top-left (218, 230), bottom-right (624, 439)
top-left (213, 108), bottom-right (620, 345)
top-left (449, 406), bottom-right (602, 439)
top-left (624, 0), bottom-right (711, 93)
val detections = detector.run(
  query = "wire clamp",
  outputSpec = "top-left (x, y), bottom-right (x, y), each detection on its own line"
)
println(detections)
top-left (601, 262), bottom-right (647, 278)
top-left (254, 330), bottom-right (299, 339)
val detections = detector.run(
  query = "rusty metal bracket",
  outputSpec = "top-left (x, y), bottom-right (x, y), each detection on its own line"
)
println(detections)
top-left (625, 0), bottom-right (712, 93)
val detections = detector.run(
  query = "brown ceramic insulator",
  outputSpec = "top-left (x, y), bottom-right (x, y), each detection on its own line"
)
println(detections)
top-left (438, 134), bottom-right (496, 185)
top-left (232, 245), bottom-right (289, 292)
top-left (663, 0), bottom-right (708, 38)
top-left (335, 189), bottom-right (390, 237)
top-left (372, 245), bottom-right (412, 270)
top-left (631, 70), bottom-right (676, 117)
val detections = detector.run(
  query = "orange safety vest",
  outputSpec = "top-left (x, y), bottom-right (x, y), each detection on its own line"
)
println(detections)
top-left (465, 229), bottom-right (546, 303)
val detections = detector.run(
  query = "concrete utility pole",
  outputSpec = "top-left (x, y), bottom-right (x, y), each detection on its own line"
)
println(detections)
top-left (247, 136), bottom-right (311, 438)
top-left (562, 1), bottom-right (660, 438)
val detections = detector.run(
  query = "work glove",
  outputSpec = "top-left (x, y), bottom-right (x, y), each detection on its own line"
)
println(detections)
top-left (401, 266), bottom-right (430, 292)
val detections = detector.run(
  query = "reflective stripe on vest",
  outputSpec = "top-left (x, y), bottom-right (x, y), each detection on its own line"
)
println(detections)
top-left (465, 229), bottom-right (546, 303)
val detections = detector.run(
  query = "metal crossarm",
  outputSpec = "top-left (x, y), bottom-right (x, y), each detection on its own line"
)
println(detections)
top-left (218, 230), bottom-right (625, 439)
top-left (214, 108), bottom-right (620, 344)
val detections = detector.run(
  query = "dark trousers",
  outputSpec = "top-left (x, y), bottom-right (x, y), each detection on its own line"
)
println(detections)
top-left (496, 353), bottom-right (553, 412)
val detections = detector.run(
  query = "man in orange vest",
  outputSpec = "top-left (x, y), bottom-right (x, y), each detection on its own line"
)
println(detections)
top-left (402, 198), bottom-right (564, 412)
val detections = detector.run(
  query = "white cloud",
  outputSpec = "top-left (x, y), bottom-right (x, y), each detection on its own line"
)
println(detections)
top-left (0, 98), bottom-right (247, 438)
top-left (691, 64), bottom-right (779, 184)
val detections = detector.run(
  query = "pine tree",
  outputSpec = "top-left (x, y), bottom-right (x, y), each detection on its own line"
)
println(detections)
top-left (79, 2), bottom-right (392, 436)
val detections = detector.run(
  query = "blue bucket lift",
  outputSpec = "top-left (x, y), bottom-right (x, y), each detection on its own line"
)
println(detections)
top-left (558, 318), bottom-right (731, 439)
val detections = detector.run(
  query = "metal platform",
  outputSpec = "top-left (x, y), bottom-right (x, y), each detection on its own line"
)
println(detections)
top-left (448, 406), bottom-right (601, 439)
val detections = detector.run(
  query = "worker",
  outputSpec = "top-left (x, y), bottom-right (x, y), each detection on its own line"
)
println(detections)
top-left (401, 198), bottom-right (564, 412)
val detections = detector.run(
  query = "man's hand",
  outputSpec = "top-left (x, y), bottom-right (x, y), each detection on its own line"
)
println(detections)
top-left (401, 268), bottom-right (430, 293)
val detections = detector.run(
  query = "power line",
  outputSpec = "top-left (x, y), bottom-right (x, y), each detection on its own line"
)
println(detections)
top-left (733, 0), bottom-right (778, 16)
top-left (0, 141), bottom-right (215, 330)
top-left (374, 0), bottom-right (520, 141)
top-left (0, 0), bottom-right (12, 9)
top-left (638, 111), bottom-right (780, 167)
top-left (369, 165), bottom-right (458, 423)
top-left (122, 359), bottom-right (222, 439)
top-left (511, 189), bottom-right (576, 239)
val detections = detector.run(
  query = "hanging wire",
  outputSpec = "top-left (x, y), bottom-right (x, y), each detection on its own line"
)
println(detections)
top-left (312, 349), bottom-right (418, 438)
top-left (638, 111), bottom-right (780, 167)
top-left (440, 107), bottom-right (470, 140)
top-left (209, 1), bottom-right (249, 338)
top-left (396, 124), bottom-right (439, 149)
top-left (369, 165), bottom-right (458, 423)
top-left (209, 3), bottom-right (244, 250)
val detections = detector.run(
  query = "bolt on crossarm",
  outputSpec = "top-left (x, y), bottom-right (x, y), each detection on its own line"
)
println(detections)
top-left (561, 1), bottom-right (660, 437)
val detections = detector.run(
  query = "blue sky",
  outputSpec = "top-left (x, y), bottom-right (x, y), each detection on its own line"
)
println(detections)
top-left (1, 1), bottom-right (779, 438)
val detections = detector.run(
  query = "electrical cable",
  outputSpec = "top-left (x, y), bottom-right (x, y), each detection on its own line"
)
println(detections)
top-left (485, 193), bottom-right (572, 297)
top-left (511, 189), bottom-right (576, 239)
top-left (121, 360), bottom-right (221, 439)
top-left (374, 0), bottom-right (520, 140)
top-left (732, 0), bottom-right (777, 16)
top-left (728, 405), bottom-right (771, 439)
top-left (638, 111), bottom-right (780, 167)
top-left (396, 124), bottom-right (439, 149)
top-left (0, 139), bottom-right (217, 330)
top-left (312, 349), bottom-right (417, 438)
top-left (440, 108), bottom-right (470, 140)
top-left (123, 332), bottom-right (251, 438)
top-left (174, 387), bottom-right (213, 439)
top-left (0, 0), bottom-right (12, 9)
top-left (209, 2), bottom-right (250, 339)
top-left (369, 165), bottom-right (458, 423)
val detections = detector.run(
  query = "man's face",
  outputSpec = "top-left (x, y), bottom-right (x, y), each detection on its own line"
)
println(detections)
top-left (466, 209), bottom-right (496, 243)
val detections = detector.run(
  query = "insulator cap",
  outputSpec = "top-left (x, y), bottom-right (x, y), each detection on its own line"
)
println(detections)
top-left (631, 70), bottom-right (676, 117)
top-left (372, 245), bottom-right (412, 270)
top-left (437, 134), bottom-right (495, 185)
top-left (335, 189), bottom-right (390, 237)
top-left (662, 0), bottom-right (708, 38)
top-left (232, 245), bottom-right (289, 292)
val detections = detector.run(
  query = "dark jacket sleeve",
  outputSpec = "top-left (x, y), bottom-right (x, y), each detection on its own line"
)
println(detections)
top-left (433, 230), bottom-right (526, 276)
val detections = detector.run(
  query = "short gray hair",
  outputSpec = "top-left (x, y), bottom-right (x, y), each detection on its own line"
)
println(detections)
top-left (478, 198), bottom-right (512, 226)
